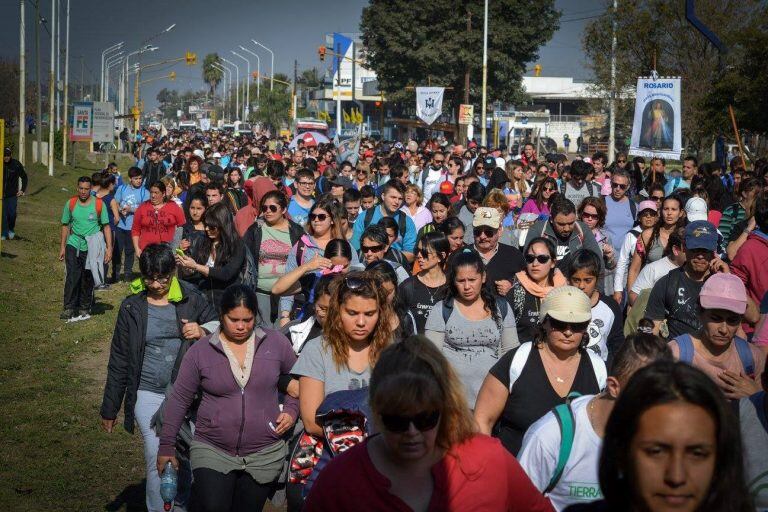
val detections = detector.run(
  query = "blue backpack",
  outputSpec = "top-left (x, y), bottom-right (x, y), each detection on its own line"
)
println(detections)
top-left (675, 333), bottom-right (755, 376)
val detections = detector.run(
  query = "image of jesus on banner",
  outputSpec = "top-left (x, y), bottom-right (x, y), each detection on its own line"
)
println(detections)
top-left (640, 99), bottom-right (674, 150)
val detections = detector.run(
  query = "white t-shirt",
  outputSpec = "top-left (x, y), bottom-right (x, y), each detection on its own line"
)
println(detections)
top-left (586, 300), bottom-right (615, 362)
top-left (631, 257), bottom-right (679, 295)
top-left (518, 395), bottom-right (603, 511)
top-left (421, 167), bottom-right (444, 205)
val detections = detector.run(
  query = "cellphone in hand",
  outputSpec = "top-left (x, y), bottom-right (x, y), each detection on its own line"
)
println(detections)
top-left (175, 248), bottom-right (185, 257)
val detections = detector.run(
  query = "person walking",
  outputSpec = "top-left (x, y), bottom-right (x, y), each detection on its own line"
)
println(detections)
top-left (114, 167), bottom-right (150, 281)
top-left (2, 147), bottom-right (29, 240)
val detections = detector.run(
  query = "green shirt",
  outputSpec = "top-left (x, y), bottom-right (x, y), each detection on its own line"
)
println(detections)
top-left (61, 197), bottom-right (109, 251)
top-left (256, 224), bottom-right (292, 292)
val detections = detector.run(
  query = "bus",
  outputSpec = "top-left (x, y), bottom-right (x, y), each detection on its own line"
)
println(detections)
top-left (295, 118), bottom-right (329, 136)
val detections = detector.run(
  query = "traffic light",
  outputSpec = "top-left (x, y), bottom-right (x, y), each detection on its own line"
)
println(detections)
top-left (375, 101), bottom-right (381, 107)
top-left (534, 64), bottom-right (542, 77)
top-left (318, 46), bottom-right (326, 61)
top-left (169, 71), bottom-right (176, 81)
top-left (185, 51), bottom-right (197, 65)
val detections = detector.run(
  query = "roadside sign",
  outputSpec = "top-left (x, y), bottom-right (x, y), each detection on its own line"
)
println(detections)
top-left (459, 104), bottom-right (474, 125)
top-left (71, 102), bottom-right (92, 141)
top-left (92, 102), bottom-right (115, 143)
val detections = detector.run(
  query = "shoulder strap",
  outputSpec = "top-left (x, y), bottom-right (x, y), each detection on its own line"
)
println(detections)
top-left (733, 337), bottom-right (756, 376)
top-left (629, 198), bottom-right (637, 218)
top-left (585, 350), bottom-right (607, 390)
top-left (508, 342), bottom-right (533, 392)
top-left (544, 401), bottom-right (577, 495)
top-left (363, 206), bottom-right (375, 229)
top-left (295, 236), bottom-right (309, 266)
top-left (586, 181), bottom-right (593, 196)
top-left (560, 181), bottom-right (567, 194)
top-left (397, 211), bottom-right (407, 238)
top-left (68, 196), bottom-right (103, 220)
top-left (495, 296), bottom-right (508, 319)
top-left (441, 297), bottom-right (453, 324)
top-left (748, 392), bottom-right (768, 432)
top-left (68, 196), bottom-right (77, 214)
top-left (675, 334), bottom-right (694, 364)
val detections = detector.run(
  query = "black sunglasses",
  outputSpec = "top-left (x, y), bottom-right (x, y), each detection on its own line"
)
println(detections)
top-left (473, 226), bottom-right (496, 238)
top-left (525, 253), bottom-right (552, 264)
top-left (309, 213), bottom-right (328, 222)
top-left (263, 204), bottom-right (281, 213)
top-left (361, 244), bottom-right (385, 253)
top-left (611, 182), bottom-right (628, 190)
top-left (651, 195), bottom-right (664, 201)
top-left (343, 275), bottom-right (369, 291)
top-left (548, 318), bottom-right (590, 332)
top-left (380, 410), bottom-right (440, 433)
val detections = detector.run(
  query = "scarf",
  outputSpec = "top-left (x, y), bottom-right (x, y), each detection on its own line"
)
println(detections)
top-left (515, 269), bottom-right (567, 299)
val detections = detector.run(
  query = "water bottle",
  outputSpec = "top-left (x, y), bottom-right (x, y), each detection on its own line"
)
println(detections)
top-left (159, 461), bottom-right (178, 512)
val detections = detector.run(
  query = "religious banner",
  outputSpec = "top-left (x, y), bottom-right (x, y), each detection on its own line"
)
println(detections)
top-left (415, 87), bottom-right (444, 126)
top-left (629, 77), bottom-right (682, 160)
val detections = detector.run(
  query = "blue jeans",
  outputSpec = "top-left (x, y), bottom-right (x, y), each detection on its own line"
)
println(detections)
top-left (134, 390), bottom-right (192, 512)
top-left (2, 195), bottom-right (18, 237)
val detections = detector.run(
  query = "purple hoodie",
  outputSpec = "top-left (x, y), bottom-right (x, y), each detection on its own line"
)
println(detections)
top-left (158, 328), bottom-right (298, 458)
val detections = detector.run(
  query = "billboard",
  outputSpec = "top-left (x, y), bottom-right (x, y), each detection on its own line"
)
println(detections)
top-left (71, 103), bottom-right (92, 141)
top-left (92, 102), bottom-right (115, 143)
top-left (629, 78), bottom-right (682, 160)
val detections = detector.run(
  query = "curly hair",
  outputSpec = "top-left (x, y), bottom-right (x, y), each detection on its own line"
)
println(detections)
top-left (370, 335), bottom-right (476, 450)
top-left (577, 196), bottom-right (607, 228)
top-left (322, 272), bottom-right (394, 371)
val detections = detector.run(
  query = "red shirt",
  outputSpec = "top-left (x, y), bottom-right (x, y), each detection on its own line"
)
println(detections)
top-left (131, 201), bottom-right (187, 249)
top-left (304, 434), bottom-right (553, 512)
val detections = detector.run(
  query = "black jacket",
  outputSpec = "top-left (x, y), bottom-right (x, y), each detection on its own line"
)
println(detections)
top-left (182, 238), bottom-right (246, 310)
top-left (3, 158), bottom-right (28, 198)
top-left (142, 160), bottom-right (165, 189)
top-left (242, 218), bottom-right (304, 292)
top-left (100, 281), bottom-right (218, 433)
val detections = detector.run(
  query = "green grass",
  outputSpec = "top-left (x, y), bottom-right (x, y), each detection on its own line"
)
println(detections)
top-left (0, 161), bottom-right (147, 511)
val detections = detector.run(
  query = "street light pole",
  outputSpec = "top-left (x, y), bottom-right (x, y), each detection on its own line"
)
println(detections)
top-left (55, 0), bottom-right (60, 131)
top-left (608, 0), bottom-right (617, 164)
top-left (48, 0), bottom-right (55, 175)
top-left (18, 0), bottom-right (25, 165)
top-left (239, 46), bottom-right (260, 106)
top-left (211, 62), bottom-right (229, 121)
top-left (221, 58), bottom-right (240, 121)
top-left (251, 40), bottom-right (274, 91)
top-left (62, 0), bottom-right (70, 165)
top-left (100, 42), bottom-right (123, 101)
top-left (480, 0), bottom-right (489, 147)
top-left (105, 53), bottom-right (123, 104)
top-left (231, 51), bottom-right (250, 121)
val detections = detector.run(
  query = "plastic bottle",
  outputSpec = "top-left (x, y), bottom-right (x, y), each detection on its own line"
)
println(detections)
top-left (159, 461), bottom-right (178, 512)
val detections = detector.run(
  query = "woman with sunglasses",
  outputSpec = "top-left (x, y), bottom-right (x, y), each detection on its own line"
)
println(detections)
top-left (242, 190), bottom-right (305, 327)
top-left (352, 167), bottom-right (370, 191)
top-left (101, 244), bottom-right (218, 512)
top-left (520, 176), bottom-right (558, 218)
top-left (577, 197), bottom-right (617, 293)
top-left (292, 272), bottom-right (395, 437)
top-left (627, 194), bottom-right (687, 295)
top-left (399, 232), bottom-right (449, 334)
top-left (474, 286), bottom-right (606, 455)
top-left (425, 251), bottom-right (519, 405)
top-left (157, 284), bottom-right (299, 512)
top-left (469, 158), bottom-right (488, 186)
top-left (575, 361), bottom-right (753, 512)
top-left (272, 196), bottom-right (351, 326)
top-left (507, 237), bottom-right (567, 343)
top-left (303, 336), bottom-right (552, 512)
top-left (176, 202), bottom-right (245, 312)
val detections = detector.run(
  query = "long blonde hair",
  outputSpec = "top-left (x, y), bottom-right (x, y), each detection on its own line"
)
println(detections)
top-left (506, 159), bottom-right (528, 196)
top-left (322, 272), bottom-right (394, 371)
top-left (369, 335), bottom-right (476, 449)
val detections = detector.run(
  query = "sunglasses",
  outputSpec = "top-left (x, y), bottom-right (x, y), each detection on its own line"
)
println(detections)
top-left (343, 275), bottom-right (369, 291)
top-left (651, 195), bottom-right (664, 201)
top-left (525, 253), bottom-right (552, 264)
top-left (473, 226), bottom-right (496, 238)
top-left (309, 213), bottom-right (328, 222)
top-left (417, 247), bottom-right (434, 259)
top-left (143, 275), bottom-right (171, 285)
top-left (581, 211), bottom-right (599, 220)
top-left (380, 410), bottom-right (440, 433)
top-left (434, 160), bottom-right (444, 165)
top-left (617, 159), bottom-right (626, 163)
top-left (361, 244), bottom-right (385, 253)
top-left (543, 186), bottom-right (556, 192)
top-left (611, 182), bottom-right (628, 190)
top-left (263, 204), bottom-right (281, 213)
top-left (548, 318), bottom-right (590, 332)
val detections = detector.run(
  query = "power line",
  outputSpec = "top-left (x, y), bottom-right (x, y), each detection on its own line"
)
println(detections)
top-left (560, 14), bottom-right (603, 23)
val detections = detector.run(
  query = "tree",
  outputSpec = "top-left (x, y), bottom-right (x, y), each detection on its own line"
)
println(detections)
top-left (582, 0), bottom-right (768, 156)
top-left (297, 67), bottom-right (322, 88)
top-left (361, 0), bottom-right (559, 108)
top-left (156, 87), bottom-right (180, 120)
top-left (202, 53), bottom-right (223, 97)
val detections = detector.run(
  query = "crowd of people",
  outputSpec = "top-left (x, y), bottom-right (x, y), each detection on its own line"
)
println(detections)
top-left (47, 124), bottom-right (768, 511)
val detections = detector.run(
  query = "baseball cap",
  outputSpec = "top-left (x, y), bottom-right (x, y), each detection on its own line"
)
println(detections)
top-left (212, 152), bottom-right (221, 158)
top-left (330, 176), bottom-right (352, 189)
top-left (685, 197), bottom-right (708, 222)
top-left (472, 207), bottom-right (501, 229)
top-left (684, 220), bottom-right (718, 251)
top-left (193, 149), bottom-right (205, 159)
top-left (638, 200), bottom-right (658, 213)
top-left (699, 273), bottom-right (747, 314)
top-left (539, 286), bottom-right (592, 324)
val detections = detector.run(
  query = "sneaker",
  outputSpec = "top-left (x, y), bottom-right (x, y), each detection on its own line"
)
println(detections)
top-left (77, 310), bottom-right (92, 321)
top-left (59, 309), bottom-right (75, 320)
top-left (94, 284), bottom-right (110, 291)
top-left (68, 311), bottom-right (91, 323)
top-left (1, 236), bottom-right (5, 241)
top-left (8, 231), bottom-right (14, 240)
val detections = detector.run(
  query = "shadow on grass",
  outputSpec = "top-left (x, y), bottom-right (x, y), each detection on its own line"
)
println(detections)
top-left (1, 251), bottom-right (18, 258)
top-left (26, 186), bottom-right (48, 197)
top-left (104, 480), bottom-right (147, 511)
top-left (92, 301), bottom-right (115, 315)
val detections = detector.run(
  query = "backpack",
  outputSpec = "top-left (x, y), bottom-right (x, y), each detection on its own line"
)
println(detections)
top-left (560, 180), bottom-right (594, 198)
top-left (675, 333), bottom-right (755, 377)
top-left (507, 342), bottom-right (607, 393)
top-left (441, 296), bottom-right (509, 324)
top-left (363, 207), bottom-right (407, 240)
top-left (544, 392), bottom-right (582, 495)
top-left (68, 196), bottom-right (104, 221)
top-left (239, 244), bottom-right (258, 291)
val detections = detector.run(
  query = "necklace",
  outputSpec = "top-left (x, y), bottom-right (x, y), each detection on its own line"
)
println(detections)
top-left (541, 345), bottom-right (578, 385)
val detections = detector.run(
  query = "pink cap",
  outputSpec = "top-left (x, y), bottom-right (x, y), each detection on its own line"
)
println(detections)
top-left (638, 200), bottom-right (658, 213)
top-left (699, 274), bottom-right (747, 314)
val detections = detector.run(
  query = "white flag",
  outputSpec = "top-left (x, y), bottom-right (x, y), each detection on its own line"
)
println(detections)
top-left (416, 87), bottom-right (444, 126)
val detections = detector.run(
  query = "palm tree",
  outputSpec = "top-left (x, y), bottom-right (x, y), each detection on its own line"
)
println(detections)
top-left (202, 53), bottom-right (223, 97)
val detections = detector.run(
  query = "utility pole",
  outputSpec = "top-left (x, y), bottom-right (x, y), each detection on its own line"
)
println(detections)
top-left (293, 59), bottom-right (298, 124)
top-left (18, 0), bottom-right (26, 165)
top-left (62, 0), bottom-right (70, 165)
top-left (48, 0), bottom-right (55, 175)
top-left (35, 0), bottom-right (42, 164)
top-left (608, 0), bottom-right (617, 164)
top-left (79, 56), bottom-right (83, 99)
top-left (480, 0), bottom-right (489, 146)
top-left (335, 43), bottom-right (341, 137)
top-left (55, 0), bottom-right (60, 130)
top-left (459, 9), bottom-right (471, 145)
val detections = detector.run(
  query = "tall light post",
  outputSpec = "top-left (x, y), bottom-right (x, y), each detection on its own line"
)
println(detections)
top-left (480, 0), bottom-right (489, 147)
top-left (18, 0), bottom-right (25, 164)
top-left (220, 58), bottom-right (240, 121)
top-left (251, 40), bottom-right (274, 91)
top-left (231, 51), bottom-right (250, 120)
top-left (211, 62), bottom-right (229, 121)
top-left (608, 0), bottom-right (617, 164)
top-left (122, 45), bottom-right (157, 128)
top-left (48, 0), bottom-right (55, 175)
top-left (105, 54), bottom-right (123, 103)
top-left (62, 0), bottom-right (70, 165)
top-left (100, 42), bottom-right (123, 101)
top-left (238, 45), bottom-right (260, 106)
